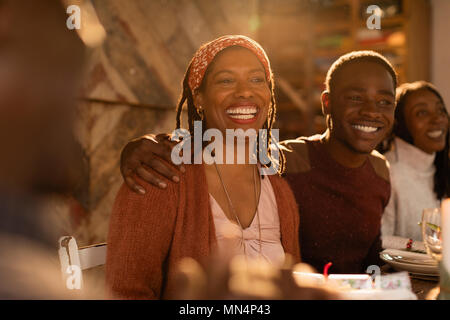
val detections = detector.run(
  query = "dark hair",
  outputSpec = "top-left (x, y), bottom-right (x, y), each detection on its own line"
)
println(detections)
top-left (175, 46), bottom-right (285, 174)
top-left (325, 50), bottom-right (398, 94)
top-left (323, 51), bottom-right (398, 128)
top-left (382, 81), bottom-right (450, 199)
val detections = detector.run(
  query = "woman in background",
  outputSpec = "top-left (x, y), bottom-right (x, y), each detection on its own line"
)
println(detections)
top-left (381, 81), bottom-right (450, 251)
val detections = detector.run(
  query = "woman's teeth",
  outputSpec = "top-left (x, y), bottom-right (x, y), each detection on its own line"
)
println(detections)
top-left (228, 114), bottom-right (255, 120)
top-left (352, 124), bottom-right (378, 133)
top-left (226, 107), bottom-right (258, 119)
top-left (427, 130), bottom-right (443, 138)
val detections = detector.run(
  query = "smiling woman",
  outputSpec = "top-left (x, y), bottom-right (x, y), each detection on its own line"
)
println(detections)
top-left (381, 81), bottom-right (450, 250)
top-left (195, 46), bottom-right (270, 130)
top-left (105, 35), bottom-right (301, 300)
top-left (175, 36), bottom-right (282, 171)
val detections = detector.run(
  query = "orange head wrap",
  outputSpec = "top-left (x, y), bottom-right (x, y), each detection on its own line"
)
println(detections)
top-left (187, 35), bottom-right (272, 93)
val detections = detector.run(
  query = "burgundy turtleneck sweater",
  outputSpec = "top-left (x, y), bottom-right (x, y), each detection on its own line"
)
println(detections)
top-left (281, 136), bottom-right (390, 274)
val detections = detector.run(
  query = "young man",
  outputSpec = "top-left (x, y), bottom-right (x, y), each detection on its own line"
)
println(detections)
top-left (280, 51), bottom-right (395, 273)
top-left (119, 51), bottom-right (397, 274)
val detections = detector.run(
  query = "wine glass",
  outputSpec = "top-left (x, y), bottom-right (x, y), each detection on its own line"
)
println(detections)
top-left (421, 208), bottom-right (442, 261)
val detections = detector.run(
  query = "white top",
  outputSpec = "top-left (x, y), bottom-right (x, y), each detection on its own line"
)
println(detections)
top-left (209, 176), bottom-right (285, 267)
top-left (382, 137), bottom-right (441, 249)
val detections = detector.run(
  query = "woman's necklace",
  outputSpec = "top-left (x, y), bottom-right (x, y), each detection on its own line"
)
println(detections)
top-left (213, 162), bottom-right (262, 259)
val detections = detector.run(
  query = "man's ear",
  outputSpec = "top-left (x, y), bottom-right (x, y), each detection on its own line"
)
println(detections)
top-left (321, 91), bottom-right (331, 116)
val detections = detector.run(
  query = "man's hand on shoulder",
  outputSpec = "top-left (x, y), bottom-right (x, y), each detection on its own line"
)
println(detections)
top-left (120, 133), bottom-right (185, 194)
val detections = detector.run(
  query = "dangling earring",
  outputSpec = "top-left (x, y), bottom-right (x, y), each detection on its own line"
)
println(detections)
top-left (196, 106), bottom-right (204, 121)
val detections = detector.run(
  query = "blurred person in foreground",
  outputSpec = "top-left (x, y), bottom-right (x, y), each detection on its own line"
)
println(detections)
top-left (172, 247), bottom-right (339, 300)
top-left (0, 0), bottom-right (86, 298)
top-left (381, 81), bottom-right (449, 251)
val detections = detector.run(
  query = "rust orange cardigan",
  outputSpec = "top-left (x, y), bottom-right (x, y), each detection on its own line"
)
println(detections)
top-left (106, 164), bottom-right (300, 299)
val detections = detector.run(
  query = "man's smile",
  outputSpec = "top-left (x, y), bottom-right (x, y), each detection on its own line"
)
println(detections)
top-left (351, 124), bottom-right (380, 133)
top-left (350, 120), bottom-right (385, 135)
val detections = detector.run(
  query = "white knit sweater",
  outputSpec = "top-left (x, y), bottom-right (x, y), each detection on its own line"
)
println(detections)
top-left (381, 137), bottom-right (441, 250)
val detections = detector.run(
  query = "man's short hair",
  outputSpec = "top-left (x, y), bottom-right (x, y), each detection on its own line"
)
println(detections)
top-left (325, 50), bottom-right (398, 95)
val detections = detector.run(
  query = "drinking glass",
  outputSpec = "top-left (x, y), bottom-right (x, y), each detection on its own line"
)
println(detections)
top-left (421, 208), bottom-right (442, 261)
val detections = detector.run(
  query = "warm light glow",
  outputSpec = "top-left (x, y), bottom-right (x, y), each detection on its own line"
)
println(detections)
top-left (63, 0), bottom-right (106, 47)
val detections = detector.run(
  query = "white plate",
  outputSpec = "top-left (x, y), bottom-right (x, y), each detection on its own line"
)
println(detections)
top-left (380, 249), bottom-right (439, 276)
top-left (382, 248), bottom-right (437, 265)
